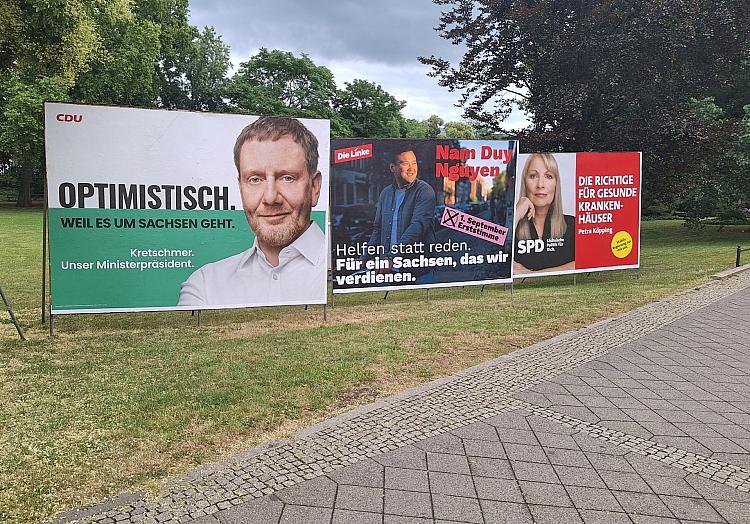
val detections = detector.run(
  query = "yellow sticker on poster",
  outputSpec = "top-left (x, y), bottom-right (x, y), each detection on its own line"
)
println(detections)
top-left (611, 231), bottom-right (633, 259)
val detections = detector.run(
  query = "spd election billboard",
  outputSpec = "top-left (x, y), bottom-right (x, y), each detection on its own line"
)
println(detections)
top-left (331, 139), bottom-right (518, 293)
top-left (45, 103), bottom-right (330, 314)
top-left (512, 152), bottom-right (641, 277)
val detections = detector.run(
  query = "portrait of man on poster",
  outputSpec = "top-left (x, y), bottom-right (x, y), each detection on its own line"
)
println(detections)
top-left (366, 143), bottom-right (437, 284)
top-left (178, 116), bottom-right (326, 307)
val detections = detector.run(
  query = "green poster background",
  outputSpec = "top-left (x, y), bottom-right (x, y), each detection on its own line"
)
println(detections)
top-left (49, 209), bottom-right (326, 312)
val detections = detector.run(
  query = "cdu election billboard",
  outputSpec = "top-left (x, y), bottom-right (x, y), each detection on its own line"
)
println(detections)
top-left (45, 102), bottom-right (330, 314)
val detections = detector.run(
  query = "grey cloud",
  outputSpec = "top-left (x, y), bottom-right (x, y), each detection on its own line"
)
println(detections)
top-left (187, 0), bottom-right (529, 126)
top-left (189, 0), bottom-right (463, 67)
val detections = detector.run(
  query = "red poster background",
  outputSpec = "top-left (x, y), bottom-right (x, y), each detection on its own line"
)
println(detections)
top-left (575, 152), bottom-right (641, 270)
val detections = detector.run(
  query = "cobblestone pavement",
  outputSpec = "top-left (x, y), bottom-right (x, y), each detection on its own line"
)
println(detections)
top-left (55, 270), bottom-right (750, 523)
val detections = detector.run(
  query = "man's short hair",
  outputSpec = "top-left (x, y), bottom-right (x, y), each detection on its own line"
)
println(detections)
top-left (385, 141), bottom-right (417, 163)
top-left (233, 116), bottom-right (319, 175)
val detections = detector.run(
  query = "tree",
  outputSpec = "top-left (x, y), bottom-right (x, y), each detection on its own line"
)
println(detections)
top-left (0, 77), bottom-right (67, 206)
top-left (0, 0), bottom-right (125, 205)
top-left (0, 0), bottom-right (112, 85)
top-left (421, 0), bottom-right (750, 209)
top-left (134, 0), bottom-right (193, 108)
top-left (71, 8), bottom-right (161, 107)
top-left (443, 121), bottom-right (475, 139)
top-left (468, 120), bottom-right (505, 140)
top-left (180, 27), bottom-right (231, 111)
top-left (401, 116), bottom-right (477, 139)
top-left (335, 79), bottom-right (405, 138)
top-left (91, 0), bottom-right (230, 111)
top-left (1, 0), bottom-right (230, 205)
top-left (225, 49), bottom-right (349, 136)
top-left (676, 98), bottom-right (750, 224)
top-left (423, 114), bottom-right (444, 139)
top-left (401, 118), bottom-right (429, 138)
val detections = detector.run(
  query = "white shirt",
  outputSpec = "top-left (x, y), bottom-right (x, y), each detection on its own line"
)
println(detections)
top-left (178, 222), bottom-right (326, 308)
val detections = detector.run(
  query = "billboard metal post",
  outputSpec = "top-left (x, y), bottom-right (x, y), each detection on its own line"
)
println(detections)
top-left (1, 286), bottom-right (26, 341)
top-left (42, 175), bottom-right (48, 323)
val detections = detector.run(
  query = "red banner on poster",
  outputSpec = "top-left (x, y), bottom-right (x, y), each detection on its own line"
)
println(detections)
top-left (333, 143), bottom-right (373, 164)
top-left (575, 152), bottom-right (641, 269)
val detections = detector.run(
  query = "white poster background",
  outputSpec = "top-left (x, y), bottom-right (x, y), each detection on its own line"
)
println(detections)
top-left (515, 153), bottom-right (576, 216)
top-left (513, 153), bottom-right (577, 278)
top-left (45, 103), bottom-right (330, 212)
top-left (45, 102), bottom-right (330, 313)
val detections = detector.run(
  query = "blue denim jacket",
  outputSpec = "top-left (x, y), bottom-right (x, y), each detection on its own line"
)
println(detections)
top-left (368, 179), bottom-right (436, 255)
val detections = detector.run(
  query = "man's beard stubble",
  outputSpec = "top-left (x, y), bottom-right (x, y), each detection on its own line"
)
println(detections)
top-left (247, 200), bottom-right (312, 250)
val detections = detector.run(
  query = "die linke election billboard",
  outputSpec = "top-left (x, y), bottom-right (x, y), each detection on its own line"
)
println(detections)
top-left (330, 139), bottom-right (518, 293)
top-left (45, 103), bottom-right (330, 314)
top-left (512, 152), bottom-right (641, 277)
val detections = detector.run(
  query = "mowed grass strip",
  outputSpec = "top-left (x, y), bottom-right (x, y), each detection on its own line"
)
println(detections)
top-left (0, 208), bottom-right (748, 523)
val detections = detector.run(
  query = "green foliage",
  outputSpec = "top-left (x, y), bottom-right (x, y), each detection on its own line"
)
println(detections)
top-left (159, 12), bottom-right (232, 109)
top-left (443, 120), bottom-right (475, 139)
top-left (0, 0), bottom-right (126, 205)
top-left (401, 118), bottom-right (429, 138)
top-left (335, 79), bottom-right (405, 138)
top-left (690, 97), bottom-right (726, 123)
top-left (71, 8), bottom-right (162, 106)
top-left (180, 27), bottom-right (232, 111)
top-left (0, 0), bottom-right (115, 85)
top-left (135, 0), bottom-right (194, 107)
top-left (0, 0), bottom-right (231, 205)
top-left (422, 0), bottom-right (750, 213)
top-left (0, 76), bottom-right (68, 205)
top-left (641, 200), bottom-right (675, 219)
top-left (397, 114), bottom-right (446, 139)
top-left (401, 117), bottom-right (477, 139)
top-left (225, 48), bottom-right (349, 136)
top-left (423, 114), bottom-right (444, 139)
top-left (677, 99), bottom-right (750, 226)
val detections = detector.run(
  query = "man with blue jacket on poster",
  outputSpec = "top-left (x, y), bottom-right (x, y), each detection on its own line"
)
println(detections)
top-left (367, 143), bottom-right (437, 284)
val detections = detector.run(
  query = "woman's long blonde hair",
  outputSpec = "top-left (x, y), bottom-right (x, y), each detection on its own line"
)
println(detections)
top-left (516, 153), bottom-right (567, 240)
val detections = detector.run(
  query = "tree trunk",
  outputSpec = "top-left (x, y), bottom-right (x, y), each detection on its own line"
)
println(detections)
top-left (16, 163), bottom-right (34, 207)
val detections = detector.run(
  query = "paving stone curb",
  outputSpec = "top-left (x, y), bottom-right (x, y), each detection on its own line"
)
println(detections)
top-left (50, 492), bottom-right (145, 524)
top-left (712, 262), bottom-right (750, 280)
top-left (53, 270), bottom-right (750, 523)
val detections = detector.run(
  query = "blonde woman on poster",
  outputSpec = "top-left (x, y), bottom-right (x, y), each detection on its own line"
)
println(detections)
top-left (514, 153), bottom-right (576, 273)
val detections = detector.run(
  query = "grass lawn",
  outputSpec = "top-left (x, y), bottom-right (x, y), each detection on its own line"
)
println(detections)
top-left (1, 208), bottom-right (748, 523)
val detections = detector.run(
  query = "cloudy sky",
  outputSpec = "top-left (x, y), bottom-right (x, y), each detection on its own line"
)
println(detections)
top-left (188, 0), bottom-right (529, 128)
